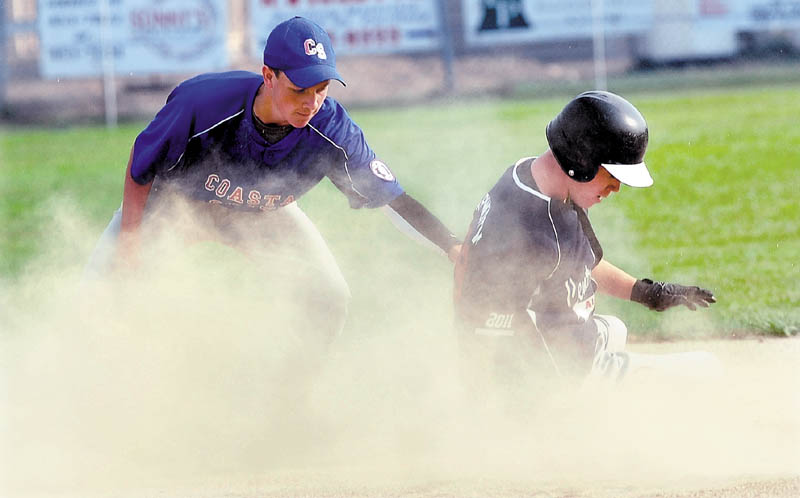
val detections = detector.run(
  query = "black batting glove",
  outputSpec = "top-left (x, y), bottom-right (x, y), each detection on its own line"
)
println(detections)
top-left (630, 278), bottom-right (716, 312)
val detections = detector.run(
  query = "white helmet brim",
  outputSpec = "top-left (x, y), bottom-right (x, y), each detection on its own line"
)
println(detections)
top-left (602, 161), bottom-right (654, 188)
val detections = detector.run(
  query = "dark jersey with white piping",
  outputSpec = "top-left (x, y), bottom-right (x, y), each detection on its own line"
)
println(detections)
top-left (130, 71), bottom-right (403, 211)
top-left (454, 157), bottom-right (603, 342)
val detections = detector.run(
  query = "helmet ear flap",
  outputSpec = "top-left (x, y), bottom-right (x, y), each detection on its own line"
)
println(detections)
top-left (546, 119), bottom-right (600, 183)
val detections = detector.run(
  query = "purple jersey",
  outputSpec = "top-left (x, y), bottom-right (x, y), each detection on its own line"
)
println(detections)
top-left (130, 71), bottom-right (403, 211)
top-left (455, 157), bottom-right (604, 343)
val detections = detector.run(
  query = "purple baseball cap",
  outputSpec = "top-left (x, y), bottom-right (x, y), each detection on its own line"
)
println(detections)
top-left (263, 17), bottom-right (346, 88)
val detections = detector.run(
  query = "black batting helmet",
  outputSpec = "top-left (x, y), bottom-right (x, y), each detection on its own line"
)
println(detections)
top-left (546, 91), bottom-right (653, 187)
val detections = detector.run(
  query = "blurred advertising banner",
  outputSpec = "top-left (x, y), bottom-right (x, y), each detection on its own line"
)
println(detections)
top-left (39, 0), bottom-right (229, 78)
top-left (728, 0), bottom-right (800, 28)
top-left (249, 0), bottom-right (442, 56)
top-left (686, 0), bottom-right (800, 28)
top-left (462, 0), bottom-right (653, 46)
top-left (642, 0), bottom-right (800, 62)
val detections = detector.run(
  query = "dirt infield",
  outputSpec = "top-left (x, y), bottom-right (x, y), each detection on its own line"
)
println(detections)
top-left (4, 336), bottom-right (798, 498)
top-left (99, 475), bottom-right (800, 498)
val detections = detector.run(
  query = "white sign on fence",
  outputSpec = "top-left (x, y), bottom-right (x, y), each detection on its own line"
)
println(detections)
top-left (726, 0), bottom-right (800, 29)
top-left (248, 0), bottom-right (442, 57)
top-left (39, 0), bottom-right (229, 78)
top-left (462, 0), bottom-right (800, 49)
top-left (462, 0), bottom-right (653, 46)
top-left (642, 0), bottom-right (800, 62)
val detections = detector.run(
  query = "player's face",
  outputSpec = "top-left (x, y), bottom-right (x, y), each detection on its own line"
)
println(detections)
top-left (569, 166), bottom-right (621, 209)
top-left (267, 69), bottom-right (330, 128)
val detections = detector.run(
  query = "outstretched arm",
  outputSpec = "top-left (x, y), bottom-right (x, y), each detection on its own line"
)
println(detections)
top-left (116, 147), bottom-right (153, 269)
top-left (593, 259), bottom-right (716, 311)
top-left (592, 259), bottom-right (637, 300)
top-left (383, 193), bottom-right (462, 262)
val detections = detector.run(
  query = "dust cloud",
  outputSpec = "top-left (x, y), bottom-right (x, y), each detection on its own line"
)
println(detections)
top-left (1, 205), bottom-right (798, 497)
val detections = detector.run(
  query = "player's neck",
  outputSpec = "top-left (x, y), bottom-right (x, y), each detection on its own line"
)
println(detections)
top-left (252, 83), bottom-right (280, 125)
top-left (532, 151), bottom-right (569, 201)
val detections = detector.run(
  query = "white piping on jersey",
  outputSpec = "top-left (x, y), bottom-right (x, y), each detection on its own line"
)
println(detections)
top-left (511, 157), bottom-right (562, 280)
top-left (587, 233), bottom-right (597, 265)
top-left (512, 157), bottom-right (549, 201)
top-left (167, 110), bottom-right (245, 172)
top-left (308, 123), bottom-right (369, 202)
top-left (576, 205), bottom-right (599, 264)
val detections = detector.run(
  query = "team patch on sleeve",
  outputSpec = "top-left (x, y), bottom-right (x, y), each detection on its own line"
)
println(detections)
top-left (369, 159), bottom-right (395, 182)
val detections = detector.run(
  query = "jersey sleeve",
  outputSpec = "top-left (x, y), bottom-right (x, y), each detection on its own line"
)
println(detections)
top-left (313, 99), bottom-right (404, 209)
top-left (129, 86), bottom-right (197, 185)
top-left (128, 71), bottom-right (256, 185)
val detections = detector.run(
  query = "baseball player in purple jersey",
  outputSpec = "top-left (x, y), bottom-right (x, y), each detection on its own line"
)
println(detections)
top-left (86, 17), bottom-right (461, 348)
top-left (454, 91), bottom-right (715, 385)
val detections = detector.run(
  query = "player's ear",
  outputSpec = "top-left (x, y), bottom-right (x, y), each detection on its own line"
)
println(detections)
top-left (262, 66), bottom-right (275, 88)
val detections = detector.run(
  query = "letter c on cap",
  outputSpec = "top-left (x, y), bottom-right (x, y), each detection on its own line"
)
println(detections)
top-left (304, 39), bottom-right (327, 60)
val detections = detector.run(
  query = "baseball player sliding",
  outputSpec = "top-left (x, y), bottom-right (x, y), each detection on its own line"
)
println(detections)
top-left (86, 17), bottom-right (461, 352)
top-left (454, 91), bottom-right (716, 386)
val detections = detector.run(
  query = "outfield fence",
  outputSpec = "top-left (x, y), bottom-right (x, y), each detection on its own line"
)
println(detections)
top-left (2, 0), bottom-right (800, 124)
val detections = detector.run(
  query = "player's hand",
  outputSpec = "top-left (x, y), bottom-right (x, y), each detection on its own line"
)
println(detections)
top-left (630, 278), bottom-right (716, 312)
top-left (112, 232), bottom-right (142, 274)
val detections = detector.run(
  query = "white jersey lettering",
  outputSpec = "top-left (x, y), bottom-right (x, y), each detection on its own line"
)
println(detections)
top-left (471, 193), bottom-right (492, 244)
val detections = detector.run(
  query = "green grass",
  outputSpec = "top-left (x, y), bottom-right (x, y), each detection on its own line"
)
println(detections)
top-left (1, 84), bottom-right (798, 338)
top-left (0, 125), bottom-right (138, 276)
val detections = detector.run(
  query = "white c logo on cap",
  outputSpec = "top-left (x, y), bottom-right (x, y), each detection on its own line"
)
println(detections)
top-left (304, 39), bottom-right (327, 60)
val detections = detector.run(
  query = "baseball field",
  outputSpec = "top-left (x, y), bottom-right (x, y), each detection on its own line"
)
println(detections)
top-left (1, 80), bottom-right (799, 496)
